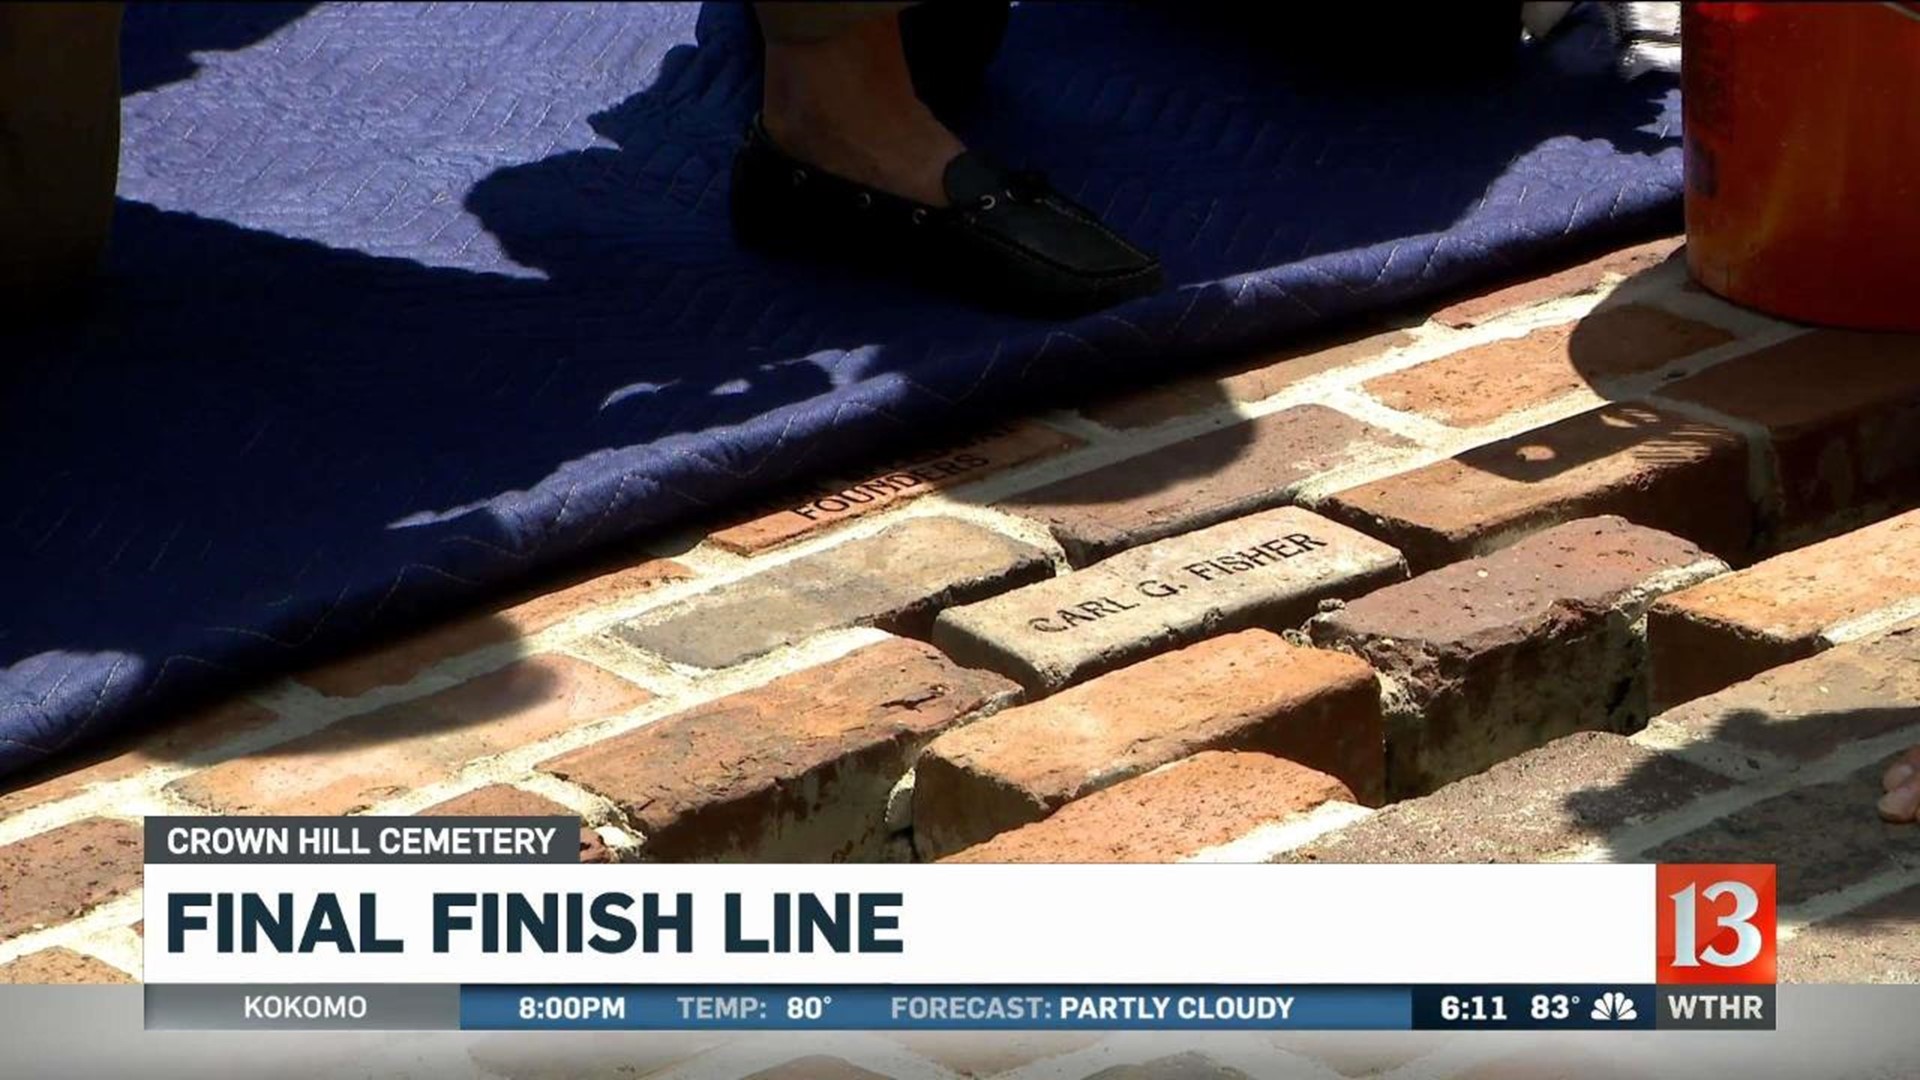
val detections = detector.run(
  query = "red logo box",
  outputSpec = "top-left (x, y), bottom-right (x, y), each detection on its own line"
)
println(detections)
top-left (1656, 864), bottom-right (1777, 984)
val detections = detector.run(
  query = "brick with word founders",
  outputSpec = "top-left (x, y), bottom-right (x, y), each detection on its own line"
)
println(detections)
top-left (612, 517), bottom-right (1051, 669)
top-left (707, 421), bottom-right (1081, 555)
top-left (1310, 516), bottom-right (1726, 798)
top-left (933, 506), bottom-right (1406, 693)
top-left (912, 630), bottom-right (1382, 859)
top-left (1001, 405), bottom-right (1411, 567)
top-left (542, 638), bottom-right (1019, 862)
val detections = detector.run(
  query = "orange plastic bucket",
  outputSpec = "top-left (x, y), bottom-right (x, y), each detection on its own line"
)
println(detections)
top-left (1683, 2), bottom-right (1920, 330)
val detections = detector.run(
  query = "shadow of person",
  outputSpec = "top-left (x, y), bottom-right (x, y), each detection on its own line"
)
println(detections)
top-left (0, 0), bottom-right (1681, 783)
top-left (1562, 704), bottom-right (1920, 914)
top-left (120, 2), bottom-right (318, 95)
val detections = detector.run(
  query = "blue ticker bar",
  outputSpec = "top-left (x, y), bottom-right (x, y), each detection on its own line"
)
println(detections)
top-left (458, 984), bottom-right (1697, 1031)
top-left (462, 985), bottom-right (1408, 1031)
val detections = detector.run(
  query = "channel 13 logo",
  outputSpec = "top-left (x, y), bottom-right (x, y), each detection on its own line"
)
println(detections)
top-left (1656, 864), bottom-right (1776, 984)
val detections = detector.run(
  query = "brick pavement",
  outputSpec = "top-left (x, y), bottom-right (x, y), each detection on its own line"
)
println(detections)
top-left (5, 234), bottom-right (1919, 1006)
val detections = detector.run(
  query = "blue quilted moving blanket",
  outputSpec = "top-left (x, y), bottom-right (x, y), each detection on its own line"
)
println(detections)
top-left (0, 2), bottom-right (1681, 778)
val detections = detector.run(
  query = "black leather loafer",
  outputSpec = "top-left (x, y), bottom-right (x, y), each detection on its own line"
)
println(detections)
top-left (731, 118), bottom-right (1164, 317)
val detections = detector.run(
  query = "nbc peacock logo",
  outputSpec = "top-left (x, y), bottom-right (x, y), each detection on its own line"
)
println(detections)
top-left (1589, 991), bottom-right (1639, 1022)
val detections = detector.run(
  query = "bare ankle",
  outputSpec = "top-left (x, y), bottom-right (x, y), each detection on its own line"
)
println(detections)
top-left (760, 14), bottom-right (961, 206)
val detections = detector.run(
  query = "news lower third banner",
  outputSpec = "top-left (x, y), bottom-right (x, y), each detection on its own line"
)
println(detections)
top-left (142, 817), bottom-right (1777, 1032)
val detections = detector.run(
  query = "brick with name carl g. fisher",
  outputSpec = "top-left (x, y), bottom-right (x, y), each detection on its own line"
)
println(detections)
top-left (933, 506), bottom-right (1408, 692)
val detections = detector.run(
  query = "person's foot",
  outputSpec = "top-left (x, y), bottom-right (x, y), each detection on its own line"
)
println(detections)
top-left (759, 11), bottom-right (964, 207)
top-left (739, 8), bottom-right (1162, 316)
top-left (732, 120), bottom-right (1163, 316)
top-left (1881, 748), bottom-right (1920, 822)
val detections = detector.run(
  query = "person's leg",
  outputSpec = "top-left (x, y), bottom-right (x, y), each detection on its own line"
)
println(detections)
top-left (735, 2), bottom-right (1162, 316)
top-left (756, 2), bottom-right (961, 206)
top-left (0, 2), bottom-right (124, 319)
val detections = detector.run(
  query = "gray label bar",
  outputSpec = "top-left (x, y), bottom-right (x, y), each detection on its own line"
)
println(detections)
top-left (1657, 985), bottom-right (1776, 1030)
top-left (144, 816), bottom-right (579, 863)
top-left (145, 983), bottom-right (460, 1030)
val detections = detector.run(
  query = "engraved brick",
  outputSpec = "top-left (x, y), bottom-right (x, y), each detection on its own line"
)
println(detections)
top-left (1002, 405), bottom-right (1412, 566)
top-left (543, 639), bottom-right (1018, 862)
top-left (613, 517), bottom-right (1050, 669)
top-left (1310, 517), bottom-right (1726, 797)
top-left (914, 630), bottom-right (1382, 859)
top-left (941, 752), bottom-right (1354, 863)
top-left (707, 422), bottom-right (1081, 554)
top-left (0, 818), bottom-right (142, 941)
top-left (0, 947), bottom-right (131, 984)
top-left (934, 506), bottom-right (1405, 693)
top-left (421, 784), bottom-right (608, 863)
top-left (1648, 510), bottom-right (1920, 708)
top-left (1364, 306), bottom-right (1732, 427)
top-left (301, 559), bottom-right (692, 697)
top-left (1320, 403), bottom-right (1753, 572)
top-left (1290, 732), bottom-right (1733, 863)
top-left (170, 656), bottom-right (648, 815)
top-left (1655, 330), bottom-right (1920, 546)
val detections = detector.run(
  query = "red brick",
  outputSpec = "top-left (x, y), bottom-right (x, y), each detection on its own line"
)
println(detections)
top-left (421, 784), bottom-right (609, 863)
top-left (542, 639), bottom-right (1018, 862)
top-left (1289, 732), bottom-right (1733, 864)
top-left (0, 818), bottom-right (142, 941)
top-left (170, 656), bottom-right (649, 815)
top-left (1320, 402), bottom-right (1754, 572)
top-left (1430, 236), bottom-right (1684, 329)
top-left (1648, 509), bottom-right (1920, 709)
top-left (613, 517), bottom-right (1050, 669)
top-left (1641, 622), bottom-right (1920, 776)
top-left (0, 947), bottom-right (132, 984)
top-left (933, 506), bottom-right (1406, 693)
top-left (1310, 517), bottom-right (1725, 797)
top-left (941, 752), bottom-right (1354, 863)
top-left (1003, 405), bottom-right (1412, 567)
top-left (1085, 325), bottom-right (1414, 430)
top-left (301, 559), bottom-right (691, 697)
top-left (707, 422), bottom-right (1081, 554)
top-left (1655, 330), bottom-right (1920, 545)
top-left (913, 630), bottom-right (1382, 859)
top-left (0, 700), bottom-right (279, 819)
top-left (1364, 305), bottom-right (1733, 427)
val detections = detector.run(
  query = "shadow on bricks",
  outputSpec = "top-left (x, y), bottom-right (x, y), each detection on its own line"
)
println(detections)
top-left (1565, 706), bottom-right (1920, 911)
